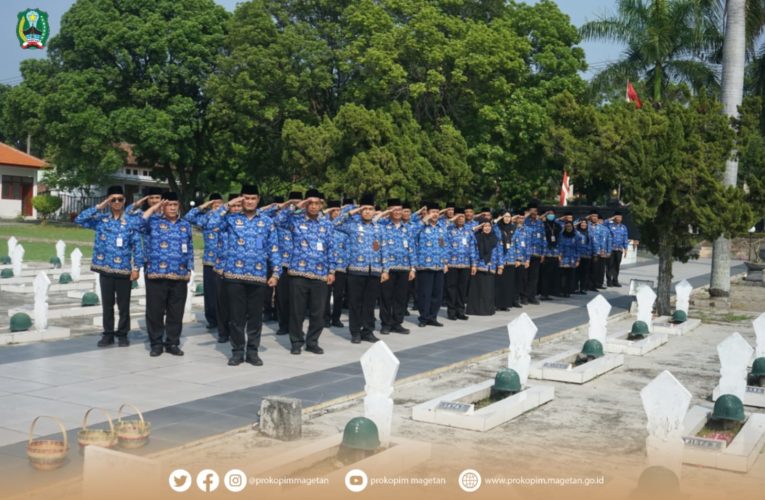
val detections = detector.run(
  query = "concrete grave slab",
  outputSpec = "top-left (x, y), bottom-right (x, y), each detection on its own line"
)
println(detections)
top-left (529, 349), bottom-right (624, 384)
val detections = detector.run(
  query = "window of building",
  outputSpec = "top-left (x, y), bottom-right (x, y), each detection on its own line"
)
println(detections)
top-left (1, 175), bottom-right (31, 200)
top-left (143, 170), bottom-right (149, 176)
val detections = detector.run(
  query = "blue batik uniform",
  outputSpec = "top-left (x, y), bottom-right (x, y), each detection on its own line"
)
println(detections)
top-left (206, 208), bottom-right (281, 283)
top-left (446, 225), bottom-right (476, 269)
top-left (332, 227), bottom-right (349, 273)
top-left (275, 209), bottom-right (336, 281)
top-left (139, 216), bottom-right (194, 281)
top-left (558, 232), bottom-right (579, 268)
top-left (575, 228), bottom-right (592, 260)
top-left (473, 242), bottom-right (504, 273)
top-left (260, 205), bottom-right (293, 270)
top-left (464, 219), bottom-right (479, 232)
top-left (607, 222), bottom-right (629, 251)
top-left (76, 207), bottom-right (144, 276)
top-left (381, 222), bottom-right (415, 272)
top-left (334, 215), bottom-right (383, 275)
top-left (413, 221), bottom-right (448, 270)
top-left (542, 221), bottom-right (561, 258)
top-left (524, 218), bottom-right (546, 257)
top-left (590, 224), bottom-right (608, 257)
top-left (185, 207), bottom-right (221, 267)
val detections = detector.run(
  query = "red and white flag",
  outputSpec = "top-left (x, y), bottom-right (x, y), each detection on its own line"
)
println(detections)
top-left (560, 170), bottom-right (571, 206)
top-left (626, 80), bottom-right (642, 108)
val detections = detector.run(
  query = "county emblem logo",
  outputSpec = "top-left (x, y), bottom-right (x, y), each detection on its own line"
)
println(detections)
top-left (17, 9), bottom-right (49, 49)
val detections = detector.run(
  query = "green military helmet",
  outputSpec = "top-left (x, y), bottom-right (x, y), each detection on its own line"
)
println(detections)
top-left (49, 256), bottom-right (61, 268)
top-left (10, 312), bottom-right (32, 332)
top-left (59, 272), bottom-right (73, 284)
top-left (671, 310), bottom-right (687, 324)
top-left (0, 255), bottom-right (10, 265)
top-left (631, 321), bottom-right (649, 336)
top-left (493, 368), bottom-right (521, 393)
top-left (712, 394), bottom-right (746, 423)
top-left (341, 417), bottom-right (381, 451)
top-left (1, 268), bottom-right (13, 279)
top-left (751, 357), bottom-right (765, 378)
top-left (81, 292), bottom-right (99, 307)
top-left (195, 284), bottom-right (204, 296)
top-left (581, 339), bottom-right (604, 358)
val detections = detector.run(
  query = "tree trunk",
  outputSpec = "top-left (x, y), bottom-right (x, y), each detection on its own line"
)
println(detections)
top-left (657, 236), bottom-right (673, 316)
top-left (710, 0), bottom-right (746, 297)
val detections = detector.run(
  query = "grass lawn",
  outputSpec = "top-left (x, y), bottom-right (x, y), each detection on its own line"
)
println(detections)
top-left (0, 221), bottom-right (204, 261)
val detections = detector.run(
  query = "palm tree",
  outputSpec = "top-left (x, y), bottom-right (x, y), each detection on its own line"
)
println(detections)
top-left (581, 0), bottom-right (721, 102)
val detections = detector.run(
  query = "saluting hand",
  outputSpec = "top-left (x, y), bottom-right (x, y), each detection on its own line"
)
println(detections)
top-left (97, 194), bottom-right (118, 210)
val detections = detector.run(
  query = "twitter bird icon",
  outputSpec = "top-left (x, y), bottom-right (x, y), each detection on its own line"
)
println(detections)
top-left (169, 469), bottom-right (192, 492)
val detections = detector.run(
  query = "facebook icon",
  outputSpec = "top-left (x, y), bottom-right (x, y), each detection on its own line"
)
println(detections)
top-left (195, 469), bottom-right (220, 493)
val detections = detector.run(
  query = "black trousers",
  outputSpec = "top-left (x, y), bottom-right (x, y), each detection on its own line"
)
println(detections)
top-left (445, 267), bottom-right (470, 318)
top-left (263, 280), bottom-right (276, 319)
top-left (347, 273), bottom-right (380, 337)
top-left (416, 269), bottom-right (444, 323)
top-left (227, 280), bottom-right (267, 356)
top-left (576, 258), bottom-right (591, 292)
top-left (540, 257), bottom-right (560, 297)
top-left (607, 251), bottom-right (623, 284)
top-left (325, 271), bottom-right (347, 323)
top-left (380, 270), bottom-right (409, 328)
top-left (289, 276), bottom-right (328, 348)
top-left (495, 265), bottom-right (518, 308)
top-left (524, 256), bottom-right (542, 299)
top-left (560, 267), bottom-right (576, 295)
top-left (275, 267), bottom-right (291, 332)
top-left (215, 272), bottom-right (230, 339)
top-left (517, 265), bottom-right (528, 301)
top-left (202, 265), bottom-right (218, 328)
top-left (99, 273), bottom-right (131, 337)
top-left (591, 254), bottom-right (607, 288)
top-left (145, 278), bottom-right (187, 348)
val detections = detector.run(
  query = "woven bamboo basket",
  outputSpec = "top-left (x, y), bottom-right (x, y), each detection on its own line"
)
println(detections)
top-left (115, 403), bottom-right (151, 449)
top-left (27, 416), bottom-right (69, 471)
top-left (77, 408), bottom-right (117, 448)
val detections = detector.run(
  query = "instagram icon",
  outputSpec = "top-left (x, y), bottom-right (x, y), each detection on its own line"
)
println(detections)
top-left (224, 469), bottom-right (248, 493)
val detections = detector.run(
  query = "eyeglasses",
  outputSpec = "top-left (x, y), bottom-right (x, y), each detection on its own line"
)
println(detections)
top-left (110, 198), bottom-right (125, 203)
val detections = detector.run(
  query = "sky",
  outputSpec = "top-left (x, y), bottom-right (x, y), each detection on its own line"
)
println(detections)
top-left (0, 0), bottom-right (620, 86)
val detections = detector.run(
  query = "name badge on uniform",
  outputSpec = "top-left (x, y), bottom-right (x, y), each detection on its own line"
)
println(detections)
top-left (536, 232), bottom-right (541, 238)
top-left (551, 236), bottom-right (556, 243)
top-left (358, 224), bottom-right (365, 233)
top-left (182, 244), bottom-right (188, 254)
top-left (403, 239), bottom-right (408, 248)
top-left (299, 224), bottom-right (307, 230)
top-left (521, 241), bottom-right (526, 248)
top-left (116, 237), bottom-right (123, 248)
top-left (505, 243), bottom-right (510, 250)
top-left (317, 241), bottom-right (324, 251)
top-left (462, 237), bottom-right (467, 246)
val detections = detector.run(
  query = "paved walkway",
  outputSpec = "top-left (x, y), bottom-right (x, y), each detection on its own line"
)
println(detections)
top-left (0, 258), bottom-right (742, 497)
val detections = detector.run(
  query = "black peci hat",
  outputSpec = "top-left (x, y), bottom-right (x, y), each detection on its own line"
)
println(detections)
top-left (402, 201), bottom-right (412, 210)
top-left (327, 199), bottom-right (341, 208)
top-left (360, 192), bottom-right (375, 206)
top-left (564, 210), bottom-right (574, 216)
top-left (107, 186), bottom-right (124, 196)
top-left (241, 185), bottom-right (259, 195)
top-left (304, 188), bottom-right (321, 199)
top-left (289, 191), bottom-right (303, 200)
top-left (446, 201), bottom-right (456, 209)
top-left (342, 197), bottom-right (354, 206)
top-left (161, 192), bottom-right (179, 201)
top-left (387, 198), bottom-right (402, 207)
top-left (209, 193), bottom-right (223, 201)
top-left (465, 203), bottom-right (474, 210)
top-left (272, 195), bottom-right (285, 203)
top-left (228, 193), bottom-right (240, 201)
top-left (147, 187), bottom-right (163, 196)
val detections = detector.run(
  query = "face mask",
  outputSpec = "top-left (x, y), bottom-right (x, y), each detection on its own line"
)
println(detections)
top-left (546, 214), bottom-right (555, 221)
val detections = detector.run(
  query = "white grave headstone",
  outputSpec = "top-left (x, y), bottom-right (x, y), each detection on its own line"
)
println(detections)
top-left (7, 236), bottom-right (17, 259)
top-left (70, 248), bottom-right (83, 281)
top-left (185, 270), bottom-right (195, 313)
top-left (636, 285), bottom-right (657, 331)
top-left (675, 280), bottom-right (692, 315)
top-left (506, 313), bottom-right (538, 385)
top-left (55, 240), bottom-right (66, 266)
top-left (587, 295), bottom-right (611, 344)
top-left (33, 272), bottom-right (51, 331)
top-left (11, 244), bottom-right (24, 277)
top-left (717, 332), bottom-right (753, 400)
top-left (640, 370), bottom-right (692, 476)
top-left (360, 341), bottom-right (400, 447)
top-left (753, 313), bottom-right (765, 359)
top-left (93, 278), bottom-right (102, 305)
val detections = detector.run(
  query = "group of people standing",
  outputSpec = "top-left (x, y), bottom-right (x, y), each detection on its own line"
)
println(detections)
top-left (76, 187), bottom-right (632, 367)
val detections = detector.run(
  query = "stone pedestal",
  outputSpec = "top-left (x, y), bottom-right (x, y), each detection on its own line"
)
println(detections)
top-left (259, 396), bottom-right (302, 441)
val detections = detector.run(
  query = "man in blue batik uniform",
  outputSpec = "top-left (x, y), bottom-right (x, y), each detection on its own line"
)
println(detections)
top-left (445, 208), bottom-right (475, 320)
top-left (184, 193), bottom-right (224, 330)
top-left (207, 185), bottom-right (280, 366)
top-left (323, 199), bottom-right (349, 328)
top-left (523, 202), bottom-right (544, 304)
top-left (414, 201), bottom-right (449, 327)
top-left (76, 185), bottom-right (143, 348)
top-left (276, 189), bottom-right (336, 354)
top-left (379, 198), bottom-right (415, 334)
top-left (140, 192), bottom-right (194, 357)
top-left (606, 211), bottom-right (629, 287)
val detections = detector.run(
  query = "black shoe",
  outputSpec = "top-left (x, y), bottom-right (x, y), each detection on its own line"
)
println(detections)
top-left (520, 298), bottom-right (529, 305)
top-left (418, 321), bottom-right (427, 328)
top-left (305, 345), bottom-right (324, 354)
top-left (205, 323), bottom-right (217, 330)
top-left (290, 345), bottom-right (302, 355)
top-left (447, 315), bottom-right (457, 321)
top-left (217, 336), bottom-right (229, 343)
top-left (391, 325), bottom-right (410, 334)
top-left (575, 290), bottom-right (586, 295)
top-left (405, 309), bottom-right (412, 316)
top-left (276, 329), bottom-right (289, 336)
top-left (97, 336), bottom-right (114, 347)
top-left (380, 327), bottom-right (391, 335)
top-left (361, 333), bottom-right (380, 343)
top-left (331, 319), bottom-right (344, 328)
top-left (150, 347), bottom-right (163, 357)
top-left (562, 293), bottom-right (571, 298)
top-left (596, 286), bottom-right (607, 290)
top-left (117, 337), bottom-right (130, 347)
top-left (351, 336), bottom-right (362, 344)
top-left (528, 298), bottom-right (540, 305)
top-left (228, 356), bottom-right (244, 366)
top-left (613, 282), bottom-right (622, 287)
top-left (457, 313), bottom-right (469, 320)
top-left (427, 320), bottom-right (444, 327)
top-left (540, 295), bottom-right (552, 301)
top-left (512, 301), bottom-right (522, 308)
top-left (165, 346), bottom-right (184, 356)
top-left (245, 354), bottom-right (263, 366)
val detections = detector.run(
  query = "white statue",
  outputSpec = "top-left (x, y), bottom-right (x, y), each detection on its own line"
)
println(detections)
top-left (7, 236), bottom-right (18, 259)
top-left (717, 333), bottom-right (753, 400)
top-left (11, 244), bottom-right (25, 277)
top-left (360, 341), bottom-right (400, 447)
top-left (636, 285), bottom-right (657, 331)
top-left (55, 240), bottom-right (66, 267)
top-left (185, 270), bottom-right (195, 313)
top-left (753, 313), bottom-right (765, 359)
top-left (674, 280), bottom-right (692, 315)
top-left (33, 272), bottom-right (51, 331)
top-left (640, 370), bottom-right (692, 476)
top-left (587, 295), bottom-right (611, 344)
top-left (70, 248), bottom-right (82, 281)
top-left (506, 313), bottom-right (537, 385)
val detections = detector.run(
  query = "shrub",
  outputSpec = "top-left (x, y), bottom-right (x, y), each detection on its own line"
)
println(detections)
top-left (32, 194), bottom-right (63, 223)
